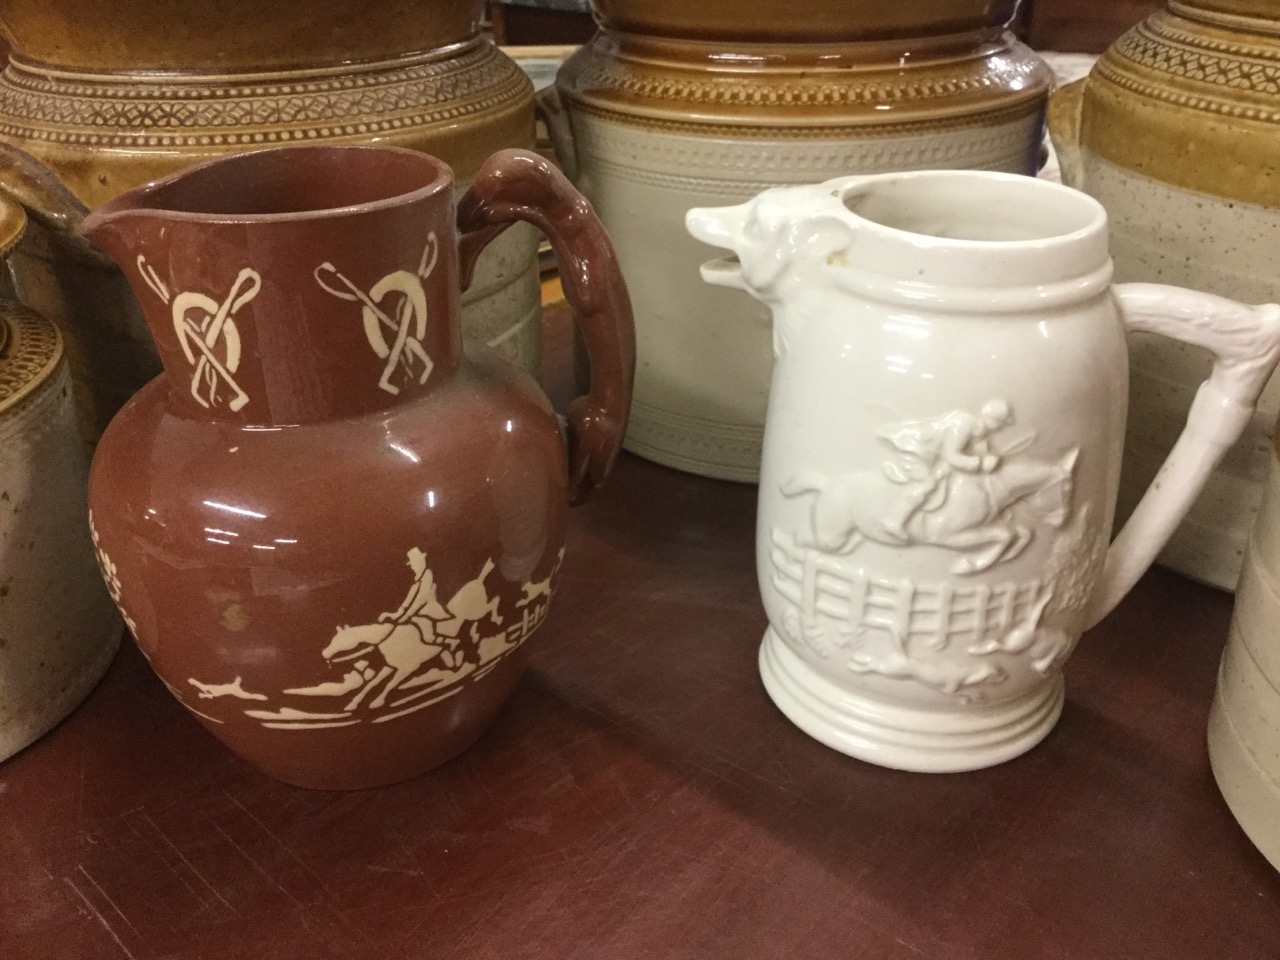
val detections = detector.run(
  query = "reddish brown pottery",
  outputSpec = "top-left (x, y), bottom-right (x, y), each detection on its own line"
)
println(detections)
top-left (78, 145), bottom-right (635, 790)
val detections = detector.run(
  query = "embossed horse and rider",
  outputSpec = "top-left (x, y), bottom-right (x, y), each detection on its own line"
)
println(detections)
top-left (785, 400), bottom-right (1078, 575)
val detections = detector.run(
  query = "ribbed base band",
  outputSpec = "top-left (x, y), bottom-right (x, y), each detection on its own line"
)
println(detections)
top-left (758, 627), bottom-right (1064, 773)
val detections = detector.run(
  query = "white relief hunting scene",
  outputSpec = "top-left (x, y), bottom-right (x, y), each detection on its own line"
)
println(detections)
top-left (186, 546), bottom-right (563, 730)
top-left (783, 399), bottom-right (1079, 575)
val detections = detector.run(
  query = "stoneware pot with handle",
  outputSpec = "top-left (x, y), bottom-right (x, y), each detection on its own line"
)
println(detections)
top-left (544, 0), bottom-right (1051, 482)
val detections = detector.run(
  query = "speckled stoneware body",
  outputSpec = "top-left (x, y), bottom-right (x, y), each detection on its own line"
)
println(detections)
top-left (0, 0), bottom-right (541, 441)
top-left (0, 195), bottom-right (120, 762)
top-left (1048, 0), bottom-right (1280, 590)
top-left (1211, 432), bottom-right (1280, 872)
top-left (548, 14), bottom-right (1051, 482)
top-left (689, 170), bottom-right (1280, 772)
top-left (79, 145), bottom-right (634, 790)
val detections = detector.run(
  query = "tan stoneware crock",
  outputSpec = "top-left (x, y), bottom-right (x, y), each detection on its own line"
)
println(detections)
top-left (1048, 0), bottom-right (1280, 590)
top-left (547, 5), bottom-right (1052, 481)
top-left (0, 191), bottom-right (120, 761)
top-left (0, 0), bottom-right (542, 441)
top-left (78, 145), bottom-right (635, 790)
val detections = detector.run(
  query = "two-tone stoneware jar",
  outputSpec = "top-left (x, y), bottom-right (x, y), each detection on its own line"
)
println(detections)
top-left (0, 194), bottom-right (120, 762)
top-left (1048, 0), bottom-right (1280, 590)
top-left (548, 2), bottom-right (1051, 481)
top-left (0, 0), bottom-right (540, 438)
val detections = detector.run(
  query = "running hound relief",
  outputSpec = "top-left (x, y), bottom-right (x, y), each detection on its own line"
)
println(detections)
top-left (139, 255), bottom-right (257, 412)
top-left (315, 234), bottom-right (438, 396)
top-left (186, 547), bottom-right (562, 730)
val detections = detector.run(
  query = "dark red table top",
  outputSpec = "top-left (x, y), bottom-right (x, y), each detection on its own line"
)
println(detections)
top-left (3, 306), bottom-right (1277, 959)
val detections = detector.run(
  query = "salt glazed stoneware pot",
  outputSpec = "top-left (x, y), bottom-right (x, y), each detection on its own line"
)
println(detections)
top-left (1048, 0), bottom-right (1280, 591)
top-left (0, 192), bottom-right (120, 762)
top-left (688, 170), bottom-right (1280, 773)
top-left (78, 145), bottom-right (635, 790)
top-left (547, 1), bottom-right (1051, 482)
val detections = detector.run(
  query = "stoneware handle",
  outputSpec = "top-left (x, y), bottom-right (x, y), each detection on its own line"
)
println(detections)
top-left (533, 85), bottom-right (579, 182)
top-left (1045, 77), bottom-right (1088, 190)
top-left (1086, 283), bottom-right (1280, 626)
top-left (457, 148), bottom-right (635, 506)
top-left (0, 142), bottom-right (114, 265)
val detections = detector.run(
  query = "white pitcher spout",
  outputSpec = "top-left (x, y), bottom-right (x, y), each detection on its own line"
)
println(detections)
top-left (687, 203), bottom-right (752, 290)
top-left (685, 203), bottom-right (747, 252)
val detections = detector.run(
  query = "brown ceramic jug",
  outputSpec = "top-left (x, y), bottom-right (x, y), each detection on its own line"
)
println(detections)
top-left (78, 145), bottom-right (635, 790)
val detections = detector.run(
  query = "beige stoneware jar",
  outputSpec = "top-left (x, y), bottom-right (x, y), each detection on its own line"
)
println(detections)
top-left (548, 8), bottom-right (1051, 481)
top-left (0, 0), bottom-right (540, 439)
top-left (0, 194), bottom-right (120, 761)
top-left (1048, 0), bottom-right (1280, 590)
top-left (1210, 432), bottom-right (1280, 872)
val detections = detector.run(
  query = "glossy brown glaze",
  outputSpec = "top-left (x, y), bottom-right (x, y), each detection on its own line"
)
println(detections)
top-left (0, 0), bottom-right (482, 72)
top-left (556, 30), bottom-right (1051, 130)
top-left (78, 145), bottom-right (634, 790)
top-left (458, 151), bottom-right (635, 504)
top-left (590, 0), bottom-right (1021, 43)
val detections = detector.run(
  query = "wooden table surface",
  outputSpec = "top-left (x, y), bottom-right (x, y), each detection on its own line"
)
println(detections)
top-left (3, 306), bottom-right (1279, 959)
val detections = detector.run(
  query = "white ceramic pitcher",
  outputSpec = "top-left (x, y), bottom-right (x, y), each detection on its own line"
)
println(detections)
top-left (687, 170), bottom-right (1280, 772)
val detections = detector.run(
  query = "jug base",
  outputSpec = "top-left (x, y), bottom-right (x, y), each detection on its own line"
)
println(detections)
top-left (758, 628), bottom-right (1063, 773)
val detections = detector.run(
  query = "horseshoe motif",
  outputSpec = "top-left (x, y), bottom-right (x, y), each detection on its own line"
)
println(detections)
top-left (315, 236), bottom-right (437, 396)
top-left (138, 256), bottom-right (257, 412)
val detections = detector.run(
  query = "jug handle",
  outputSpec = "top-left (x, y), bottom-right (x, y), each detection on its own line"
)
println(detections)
top-left (456, 148), bottom-right (635, 506)
top-left (0, 143), bottom-right (89, 234)
top-left (0, 143), bottom-right (113, 264)
top-left (534, 85), bottom-right (578, 182)
top-left (1085, 283), bottom-right (1280, 627)
top-left (1046, 77), bottom-right (1087, 190)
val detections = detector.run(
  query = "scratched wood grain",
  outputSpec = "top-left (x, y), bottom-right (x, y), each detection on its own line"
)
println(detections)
top-left (4, 302), bottom-right (1280, 958)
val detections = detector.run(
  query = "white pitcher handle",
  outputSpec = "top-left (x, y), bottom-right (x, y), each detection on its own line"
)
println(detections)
top-left (1085, 283), bottom-right (1280, 627)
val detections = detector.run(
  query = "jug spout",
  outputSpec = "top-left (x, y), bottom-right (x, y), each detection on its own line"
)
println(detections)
top-left (686, 186), bottom-right (855, 302)
top-left (685, 203), bottom-right (750, 291)
top-left (79, 199), bottom-right (158, 268)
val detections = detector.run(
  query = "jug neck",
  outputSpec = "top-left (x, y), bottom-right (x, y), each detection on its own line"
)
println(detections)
top-left (80, 146), bottom-right (464, 426)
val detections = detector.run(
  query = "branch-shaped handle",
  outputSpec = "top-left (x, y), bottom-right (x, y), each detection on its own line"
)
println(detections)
top-left (1086, 283), bottom-right (1280, 627)
top-left (457, 148), bottom-right (635, 505)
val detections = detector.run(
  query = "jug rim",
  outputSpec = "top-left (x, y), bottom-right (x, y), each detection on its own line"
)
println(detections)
top-left (81, 144), bottom-right (454, 232)
top-left (688, 168), bottom-right (1113, 303)
top-left (832, 169), bottom-right (1107, 250)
